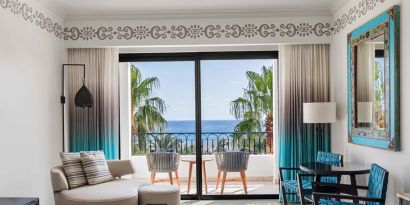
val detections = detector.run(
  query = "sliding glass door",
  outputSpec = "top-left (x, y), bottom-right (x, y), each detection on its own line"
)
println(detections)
top-left (129, 60), bottom-right (197, 195)
top-left (121, 52), bottom-right (278, 200)
top-left (201, 59), bottom-right (276, 196)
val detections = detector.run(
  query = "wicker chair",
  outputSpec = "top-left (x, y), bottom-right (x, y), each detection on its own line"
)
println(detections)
top-left (214, 151), bottom-right (250, 194)
top-left (146, 152), bottom-right (180, 186)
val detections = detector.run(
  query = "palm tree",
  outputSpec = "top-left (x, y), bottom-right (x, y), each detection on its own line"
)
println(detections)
top-left (230, 66), bottom-right (273, 153)
top-left (131, 64), bottom-right (167, 153)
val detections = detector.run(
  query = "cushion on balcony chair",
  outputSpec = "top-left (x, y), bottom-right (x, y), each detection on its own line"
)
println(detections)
top-left (282, 180), bottom-right (312, 193)
top-left (318, 199), bottom-right (358, 205)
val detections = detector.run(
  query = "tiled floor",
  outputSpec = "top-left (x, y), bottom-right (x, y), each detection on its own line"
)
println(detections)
top-left (161, 181), bottom-right (279, 195)
top-left (181, 200), bottom-right (281, 205)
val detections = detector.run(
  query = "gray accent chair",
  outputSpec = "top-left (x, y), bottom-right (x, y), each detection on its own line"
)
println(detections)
top-left (50, 160), bottom-right (148, 205)
top-left (146, 152), bottom-right (180, 186)
top-left (214, 151), bottom-right (250, 194)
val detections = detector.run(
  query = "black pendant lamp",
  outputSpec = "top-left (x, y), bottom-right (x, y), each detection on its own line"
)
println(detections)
top-left (75, 79), bottom-right (93, 108)
top-left (61, 64), bottom-right (93, 108)
top-left (61, 64), bottom-right (94, 151)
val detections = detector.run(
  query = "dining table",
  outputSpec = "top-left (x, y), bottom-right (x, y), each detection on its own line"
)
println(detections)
top-left (300, 162), bottom-right (370, 203)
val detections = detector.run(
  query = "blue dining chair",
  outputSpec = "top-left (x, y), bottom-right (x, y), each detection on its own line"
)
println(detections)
top-left (279, 151), bottom-right (343, 205)
top-left (312, 163), bottom-right (389, 205)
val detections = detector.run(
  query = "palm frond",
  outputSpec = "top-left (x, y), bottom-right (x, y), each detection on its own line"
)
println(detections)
top-left (230, 66), bottom-right (273, 133)
top-left (131, 64), bottom-right (167, 134)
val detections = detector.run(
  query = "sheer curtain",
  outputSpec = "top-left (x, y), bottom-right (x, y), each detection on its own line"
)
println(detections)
top-left (357, 42), bottom-right (376, 102)
top-left (67, 48), bottom-right (119, 159)
top-left (278, 44), bottom-right (330, 201)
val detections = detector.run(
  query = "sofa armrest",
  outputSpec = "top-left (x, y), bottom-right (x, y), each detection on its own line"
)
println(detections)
top-left (107, 160), bottom-right (135, 178)
top-left (50, 166), bottom-right (69, 192)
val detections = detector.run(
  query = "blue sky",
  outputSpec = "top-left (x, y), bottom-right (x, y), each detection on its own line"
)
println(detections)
top-left (132, 59), bottom-right (275, 121)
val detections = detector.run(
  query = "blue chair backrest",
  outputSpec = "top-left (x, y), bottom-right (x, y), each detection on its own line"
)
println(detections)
top-left (316, 151), bottom-right (343, 164)
top-left (367, 164), bottom-right (389, 205)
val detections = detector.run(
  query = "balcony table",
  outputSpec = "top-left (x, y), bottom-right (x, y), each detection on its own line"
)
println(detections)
top-left (181, 155), bottom-right (214, 194)
top-left (300, 162), bottom-right (370, 203)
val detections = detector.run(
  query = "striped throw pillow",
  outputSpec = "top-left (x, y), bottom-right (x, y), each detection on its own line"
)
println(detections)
top-left (60, 152), bottom-right (87, 189)
top-left (80, 151), bottom-right (113, 185)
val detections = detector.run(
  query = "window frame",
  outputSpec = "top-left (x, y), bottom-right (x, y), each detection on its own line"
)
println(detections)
top-left (120, 51), bottom-right (279, 200)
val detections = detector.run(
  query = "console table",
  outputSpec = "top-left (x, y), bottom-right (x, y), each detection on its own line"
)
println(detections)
top-left (398, 193), bottom-right (410, 205)
top-left (0, 198), bottom-right (39, 205)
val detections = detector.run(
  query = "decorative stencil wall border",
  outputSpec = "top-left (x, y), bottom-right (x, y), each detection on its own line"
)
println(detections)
top-left (63, 23), bottom-right (333, 41)
top-left (0, 0), bottom-right (64, 38)
top-left (1, 0), bottom-right (386, 40)
top-left (332, 0), bottom-right (386, 33)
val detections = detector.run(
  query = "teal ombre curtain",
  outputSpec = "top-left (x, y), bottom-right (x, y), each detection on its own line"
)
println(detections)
top-left (67, 48), bottom-right (120, 160)
top-left (278, 44), bottom-right (330, 202)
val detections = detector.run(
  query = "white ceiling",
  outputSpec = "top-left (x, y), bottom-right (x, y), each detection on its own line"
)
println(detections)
top-left (36, 0), bottom-right (349, 19)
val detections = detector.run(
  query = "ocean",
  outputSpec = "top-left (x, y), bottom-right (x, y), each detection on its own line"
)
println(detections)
top-left (166, 120), bottom-right (237, 133)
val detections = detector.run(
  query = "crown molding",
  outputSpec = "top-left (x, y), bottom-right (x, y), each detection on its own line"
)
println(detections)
top-left (1, 0), bottom-right (388, 41)
top-left (64, 8), bottom-right (332, 21)
top-left (330, 0), bottom-right (351, 14)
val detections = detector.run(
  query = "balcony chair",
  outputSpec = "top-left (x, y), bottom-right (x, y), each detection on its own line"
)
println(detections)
top-left (146, 152), bottom-right (180, 186)
top-left (312, 163), bottom-right (389, 205)
top-left (279, 151), bottom-right (343, 205)
top-left (214, 151), bottom-right (250, 194)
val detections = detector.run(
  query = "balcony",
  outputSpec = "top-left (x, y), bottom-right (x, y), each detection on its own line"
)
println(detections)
top-left (130, 132), bottom-right (278, 195)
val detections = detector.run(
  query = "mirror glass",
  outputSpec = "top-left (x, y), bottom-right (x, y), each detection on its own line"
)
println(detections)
top-left (354, 33), bottom-right (386, 130)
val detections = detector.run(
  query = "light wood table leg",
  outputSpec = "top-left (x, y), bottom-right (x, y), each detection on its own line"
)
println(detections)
top-left (216, 171), bottom-right (221, 189)
top-left (175, 171), bottom-right (180, 187)
top-left (202, 161), bottom-right (208, 194)
top-left (150, 171), bottom-right (156, 184)
top-left (240, 171), bottom-right (248, 194)
top-left (168, 172), bottom-right (173, 185)
top-left (221, 171), bottom-right (227, 194)
top-left (187, 162), bottom-right (193, 194)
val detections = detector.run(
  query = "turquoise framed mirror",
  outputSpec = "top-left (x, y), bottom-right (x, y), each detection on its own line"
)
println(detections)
top-left (347, 6), bottom-right (400, 151)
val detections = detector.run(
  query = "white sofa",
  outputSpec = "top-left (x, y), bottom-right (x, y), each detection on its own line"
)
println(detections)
top-left (50, 160), bottom-right (148, 205)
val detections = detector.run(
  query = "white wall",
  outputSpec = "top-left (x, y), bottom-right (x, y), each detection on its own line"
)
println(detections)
top-left (119, 62), bottom-right (131, 159)
top-left (0, 0), bottom-right (65, 204)
top-left (330, 0), bottom-right (410, 204)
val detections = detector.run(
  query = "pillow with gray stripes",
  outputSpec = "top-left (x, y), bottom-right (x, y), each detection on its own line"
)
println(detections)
top-left (80, 151), bottom-right (113, 185)
top-left (60, 152), bottom-right (88, 189)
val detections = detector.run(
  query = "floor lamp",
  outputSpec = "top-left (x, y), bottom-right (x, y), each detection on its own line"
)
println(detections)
top-left (303, 102), bottom-right (336, 141)
top-left (61, 64), bottom-right (94, 152)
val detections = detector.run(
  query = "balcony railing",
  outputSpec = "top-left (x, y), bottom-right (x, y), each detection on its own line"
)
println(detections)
top-left (131, 132), bottom-right (272, 155)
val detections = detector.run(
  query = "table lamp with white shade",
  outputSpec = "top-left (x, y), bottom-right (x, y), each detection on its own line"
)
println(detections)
top-left (357, 102), bottom-right (373, 125)
top-left (303, 102), bottom-right (336, 138)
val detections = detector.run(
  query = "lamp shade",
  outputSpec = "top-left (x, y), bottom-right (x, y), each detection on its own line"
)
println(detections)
top-left (303, 102), bottom-right (336, 123)
top-left (75, 85), bottom-right (93, 108)
top-left (357, 102), bottom-right (373, 123)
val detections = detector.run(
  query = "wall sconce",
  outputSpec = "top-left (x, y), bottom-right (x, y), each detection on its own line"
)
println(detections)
top-left (61, 64), bottom-right (93, 151)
